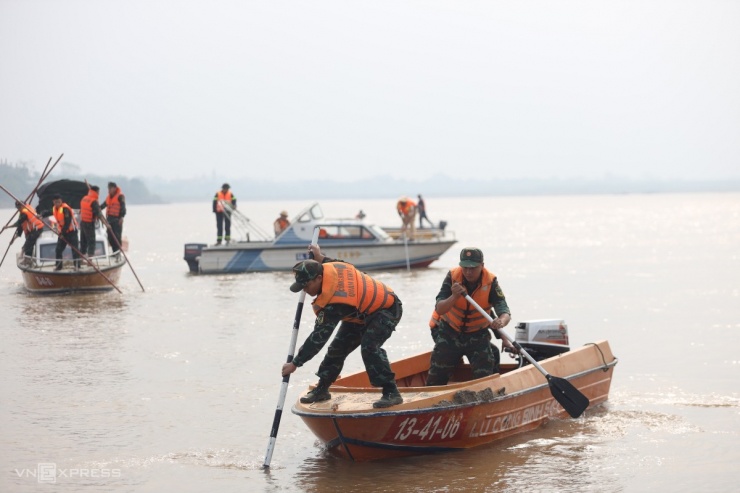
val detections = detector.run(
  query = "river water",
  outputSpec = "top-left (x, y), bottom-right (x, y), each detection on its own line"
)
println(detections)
top-left (1, 193), bottom-right (738, 493)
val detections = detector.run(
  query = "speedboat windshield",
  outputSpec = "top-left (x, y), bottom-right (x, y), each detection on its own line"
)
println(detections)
top-left (297, 203), bottom-right (324, 223)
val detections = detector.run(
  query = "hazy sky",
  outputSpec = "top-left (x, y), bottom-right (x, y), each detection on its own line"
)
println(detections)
top-left (1, 1), bottom-right (739, 182)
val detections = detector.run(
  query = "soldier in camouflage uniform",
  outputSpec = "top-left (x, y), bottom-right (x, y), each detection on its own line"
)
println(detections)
top-left (281, 245), bottom-right (404, 408)
top-left (426, 247), bottom-right (514, 386)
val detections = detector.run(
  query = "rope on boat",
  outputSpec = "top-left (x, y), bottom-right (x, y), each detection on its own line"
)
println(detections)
top-left (219, 201), bottom-right (272, 242)
top-left (583, 342), bottom-right (612, 372)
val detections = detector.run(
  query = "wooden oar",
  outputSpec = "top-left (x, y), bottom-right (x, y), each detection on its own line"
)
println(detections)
top-left (0, 184), bottom-right (122, 294)
top-left (263, 226), bottom-right (321, 469)
top-left (465, 294), bottom-right (590, 418)
top-left (100, 215), bottom-right (145, 292)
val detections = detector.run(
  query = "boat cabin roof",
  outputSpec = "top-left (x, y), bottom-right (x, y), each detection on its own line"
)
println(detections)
top-left (275, 203), bottom-right (391, 245)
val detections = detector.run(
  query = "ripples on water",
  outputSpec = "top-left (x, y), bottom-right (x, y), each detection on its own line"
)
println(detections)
top-left (1, 194), bottom-right (739, 492)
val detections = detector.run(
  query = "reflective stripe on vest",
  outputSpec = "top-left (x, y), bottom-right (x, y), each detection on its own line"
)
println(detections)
top-left (440, 267), bottom-right (497, 333)
top-left (313, 262), bottom-right (395, 324)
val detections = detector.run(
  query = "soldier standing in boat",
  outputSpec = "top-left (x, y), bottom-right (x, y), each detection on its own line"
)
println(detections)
top-left (213, 183), bottom-right (236, 245)
top-left (282, 244), bottom-right (404, 409)
top-left (100, 181), bottom-right (126, 252)
top-left (51, 194), bottom-right (80, 270)
top-left (426, 247), bottom-right (514, 386)
top-left (5, 201), bottom-right (44, 260)
top-left (79, 184), bottom-right (101, 258)
top-left (417, 194), bottom-right (435, 229)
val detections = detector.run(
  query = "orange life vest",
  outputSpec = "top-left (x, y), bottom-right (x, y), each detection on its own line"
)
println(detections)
top-left (274, 217), bottom-right (289, 234)
top-left (312, 262), bottom-right (395, 324)
top-left (397, 199), bottom-right (417, 217)
top-left (80, 189), bottom-right (99, 223)
top-left (53, 202), bottom-right (78, 233)
top-left (21, 205), bottom-right (44, 234)
top-left (105, 187), bottom-right (123, 217)
top-left (429, 310), bottom-right (441, 329)
top-left (215, 191), bottom-right (233, 213)
top-left (440, 267), bottom-right (497, 333)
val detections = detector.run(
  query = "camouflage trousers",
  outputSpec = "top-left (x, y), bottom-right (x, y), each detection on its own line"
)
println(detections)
top-left (316, 299), bottom-right (402, 389)
top-left (426, 323), bottom-right (500, 386)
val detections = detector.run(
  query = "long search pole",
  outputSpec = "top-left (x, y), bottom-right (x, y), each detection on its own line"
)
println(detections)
top-left (0, 156), bottom-right (61, 267)
top-left (99, 216), bottom-right (145, 292)
top-left (0, 233), bottom-right (18, 268)
top-left (1, 154), bottom-right (62, 233)
top-left (263, 226), bottom-right (321, 469)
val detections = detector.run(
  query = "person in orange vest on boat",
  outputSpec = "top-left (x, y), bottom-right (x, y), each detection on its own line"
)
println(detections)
top-left (273, 210), bottom-right (290, 236)
top-left (51, 194), bottom-right (80, 270)
top-left (396, 196), bottom-right (417, 239)
top-left (212, 183), bottom-right (236, 245)
top-left (5, 201), bottom-right (45, 259)
top-left (426, 247), bottom-right (514, 386)
top-left (281, 244), bottom-right (404, 409)
top-left (79, 184), bottom-right (102, 258)
top-left (100, 181), bottom-right (126, 252)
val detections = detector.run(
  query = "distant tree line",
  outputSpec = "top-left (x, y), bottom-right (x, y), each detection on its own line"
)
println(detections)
top-left (4, 160), bottom-right (739, 207)
top-left (0, 160), bottom-right (164, 208)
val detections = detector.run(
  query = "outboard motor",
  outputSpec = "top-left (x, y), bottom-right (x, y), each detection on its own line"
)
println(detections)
top-left (514, 319), bottom-right (570, 362)
top-left (183, 243), bottom-right (207, 273)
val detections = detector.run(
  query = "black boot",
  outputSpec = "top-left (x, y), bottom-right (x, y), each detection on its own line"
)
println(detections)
top-left (300, 381), bottom-right (331, 403)
top-left (373, 384), bottom-right (403, 408)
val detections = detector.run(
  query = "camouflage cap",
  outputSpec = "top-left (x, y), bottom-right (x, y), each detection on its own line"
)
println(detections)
top-left (459, 247), bottom-right (484, 267)
top-left (289, 260), bottom-right (323, 292)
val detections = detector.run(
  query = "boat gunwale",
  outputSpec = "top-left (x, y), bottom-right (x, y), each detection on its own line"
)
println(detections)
top-left (292, 355), bottom-right (618, 419)
top-left (200, 238), bottom-right (458, 251)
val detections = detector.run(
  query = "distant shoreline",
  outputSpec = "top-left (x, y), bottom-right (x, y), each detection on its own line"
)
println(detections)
top-left (2, 162), bottom-right (739, 207)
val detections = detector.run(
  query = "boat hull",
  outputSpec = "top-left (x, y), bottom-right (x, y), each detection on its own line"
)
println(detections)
top-left (190, 240), bottom-right (457, 274)
top-left (18, 255), bottom-right (125, 294)
top-left (293, 341), bottom-right (617, 462)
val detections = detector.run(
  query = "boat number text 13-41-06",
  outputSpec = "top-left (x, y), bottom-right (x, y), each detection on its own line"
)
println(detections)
top-left (391, 414), bottom-right (463, 442)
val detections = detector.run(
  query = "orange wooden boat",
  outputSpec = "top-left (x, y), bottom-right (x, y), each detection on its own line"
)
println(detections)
top-left (292, 339), bottom-right (617, 462)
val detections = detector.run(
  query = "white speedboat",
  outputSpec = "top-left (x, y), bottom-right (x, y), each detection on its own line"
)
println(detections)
top-left (184, 203), bottom-right (457, 274)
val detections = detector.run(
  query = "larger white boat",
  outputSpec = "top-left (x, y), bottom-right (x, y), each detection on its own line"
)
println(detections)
top-left (184, 203), bottom-right (457, 274)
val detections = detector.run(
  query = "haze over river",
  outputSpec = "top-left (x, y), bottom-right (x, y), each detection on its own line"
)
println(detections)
top-left (1, 193), bottom-right (738, 492)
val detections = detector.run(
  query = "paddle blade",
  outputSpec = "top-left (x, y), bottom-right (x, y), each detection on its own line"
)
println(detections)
top-left (547, 375), bottom-right (590, 418)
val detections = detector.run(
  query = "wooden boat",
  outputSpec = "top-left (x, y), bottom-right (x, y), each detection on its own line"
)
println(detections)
top-left (15, 179), bottom-right (126, 294)
top-left (382, 220), bottom-right (450, 241)
top-left (18, 251), bottom-right (125, 294)
top-left (184, 203), bottom-right (457, 274)
top-left (292, 339), bottom-right (617, 462)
